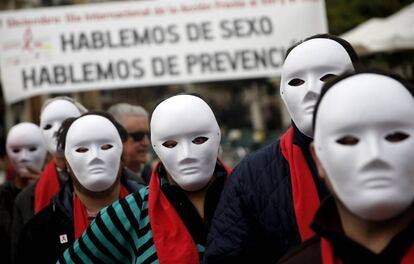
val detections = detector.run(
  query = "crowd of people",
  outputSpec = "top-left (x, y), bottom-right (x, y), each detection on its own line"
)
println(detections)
top-left (0, 33), bottom-right (413, 264)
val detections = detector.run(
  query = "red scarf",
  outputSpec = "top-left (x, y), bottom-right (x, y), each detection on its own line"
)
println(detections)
top-left (34, 160), bottom-right (60, 214)
top-left (73, 185), bottom-right (129, 239)
top-left (148, 162), bottom-right (199, 264)
top-left (321, 238), bottom-right (414, 264)
top-left (280, 127), bottom-right (320, 241)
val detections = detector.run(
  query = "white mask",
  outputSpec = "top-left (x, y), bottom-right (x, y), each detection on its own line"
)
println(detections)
top-left (6, 123), bottom-right (47, 177)
top-left (314, 73), bottom-right (414, 221)
top-left (280, 38), bottom-right (354, 137)
top-left (40, 99), bottom-right (82, 155)
top-left (151, 95), bottom-right (221, 191)
top-left (64, 115), bottom-right (123, 192)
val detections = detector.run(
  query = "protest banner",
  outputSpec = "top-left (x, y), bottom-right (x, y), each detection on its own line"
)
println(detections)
top-left (0, 0), bottom-right (327, 103)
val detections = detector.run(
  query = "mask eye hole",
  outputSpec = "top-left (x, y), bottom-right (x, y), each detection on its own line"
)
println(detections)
top-left (29, 147), bottom-right (37, 152)
top-left (12, 148), bottom-right (21, 153)
top-left (192, 136), bottom-right (209, 145)
top-left (320, 74), bottom-right (337, 82)
top-left (43, 124), bottom-right (52, 130)
top-left (162, 140), bottom-right (177, 148)
top-left (385, 132), bottom-right (410, 143)
top-left (75, 147), bottom-right (88, 153)
top-left (336, 136), bottom-right (359, 145)
top-left (101, 144), bottom-right (113, 150)
top-left (288, 78), bottom-right (305, 86)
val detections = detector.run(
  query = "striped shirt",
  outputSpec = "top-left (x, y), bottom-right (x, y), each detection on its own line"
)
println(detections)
top-left (58, 184), bottom-right (206, 264)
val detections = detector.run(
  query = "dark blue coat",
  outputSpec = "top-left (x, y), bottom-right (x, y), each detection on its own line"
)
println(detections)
top-left (204, 125), bottom-right (328, 263)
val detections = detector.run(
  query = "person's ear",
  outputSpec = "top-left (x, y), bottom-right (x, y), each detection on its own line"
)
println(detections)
top-left (310, 142), bottom-right (327, 180)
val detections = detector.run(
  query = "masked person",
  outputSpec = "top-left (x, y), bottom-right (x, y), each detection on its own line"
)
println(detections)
top-left (58, 94), bottom-right (231, 263)
top-left (204, 34), bottom-right (360, 263)
top-left (10, 97), bottom-right (86, 262)
top-left (0, 123), bottom-right (47, 264)
top-left (279, 71), bottom-right (414, 264)
top-left (14, 112), bottom-right (141, 264)
top-left (107, 103), bottom-right (152, 185)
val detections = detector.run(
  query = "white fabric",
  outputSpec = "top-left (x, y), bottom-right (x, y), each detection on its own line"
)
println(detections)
top-left (314, 73), bottom-right (414, 221)
top-left (6, 122), bottom-right (47, 177)
top-left (65, 115), bottom-right (123, 192)
top-left (40, 99), bottom-right (82, 155)
top-left (280, 38), bottom-right (354, 137)
top-left (341, 3), bottom-right (414, 55)
top-left (151, 95), bottom-right (220, 191)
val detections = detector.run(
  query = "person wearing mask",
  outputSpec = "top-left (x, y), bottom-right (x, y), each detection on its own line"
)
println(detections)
top-left (10, 97), bottom-right (87, 261)
top-left (58, 94), bottom-right (231, 263)
top-left (15, 112), bottom-right (141, 264)
top-left (279, 71), bottom-right (414, 263)
top-left (204, 34), bottom-right (359, 263)
top-left (107, 103), bottom-right (151, 185)
top-left (0, 123), bottom-right (47, 264)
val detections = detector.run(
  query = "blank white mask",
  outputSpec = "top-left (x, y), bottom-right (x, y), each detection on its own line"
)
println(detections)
top-left (281, 38), bottom-right (354, 137)
top-left (40, 99), bottom-right (82, 155)
top-left (151, 95), bottom-right (221, 191)
top-left (314, 73), bottom-right (414, 221)
top-left (6, 123), bottom-right (47, 177)
top-left (64, 115), bottom-right (123, 192)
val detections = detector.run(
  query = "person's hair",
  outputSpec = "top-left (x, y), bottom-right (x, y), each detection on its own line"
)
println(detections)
top-left (107, 103), bottom-right (149, 127)
top-left (40, 96), bottom-right (87, 117)
top-left (312, 68), bottom-right (414, 131)
top-left (284, 33), bottom-right (360, 69)
top-left (56, 111), bottom-right (128, 154)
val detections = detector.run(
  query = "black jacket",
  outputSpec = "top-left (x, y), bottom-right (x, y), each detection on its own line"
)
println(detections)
top-left (14, 174), bottom-right (143, 264)
top-left (278, 197), bottom-right (414, 264)
top-left (0, 181), bottom-right (21, 264)
top-left (204, 125), bottom-right (328, 263)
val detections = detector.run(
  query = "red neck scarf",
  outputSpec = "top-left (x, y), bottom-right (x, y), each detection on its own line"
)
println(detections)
top-left (148, 162), bottom-right (199, 264)
top-left (280, 127), bottom-right (320, 241)
top-left (73, 185), bottom-right (129, 239)
top-left (34, 160), bottom-right (60, 214)
top-left (321, 238), bottom-right (414, 264)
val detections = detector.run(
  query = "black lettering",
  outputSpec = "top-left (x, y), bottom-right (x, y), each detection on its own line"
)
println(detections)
top-left (53, 65), bottom-right (67, 84)
top-left (39, 67), bottom-right (52, 86)
top-left (116, 60), bottom-right (130, 79)
top-left (186, 54), bottom-right (197, 74)
top-left (96, 62), bottom-right (114, 80)
top-left (131, 58), bottom-right (145, 78)
top-left (77, 33), bottom-right (90, 51)
top-left (133, 28), bottom-right (150, 45)
top-left (167, 25), bottom-right (180, 43)
top-left (220, 20), bottom-right (232, 39)
top-left (22, 68), bottom-right (36, 89)
top-left (68, 65), bottom-right (83, 84)
top-left (60, 33), bottom-right (76, 52)
top-left (91, 31), bottom-right (105, 50)
top-left (82, 63), bottom-right (95, 82)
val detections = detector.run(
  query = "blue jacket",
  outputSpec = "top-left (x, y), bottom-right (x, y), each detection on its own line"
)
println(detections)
top-left (204, 125), bottom-right (328, 263)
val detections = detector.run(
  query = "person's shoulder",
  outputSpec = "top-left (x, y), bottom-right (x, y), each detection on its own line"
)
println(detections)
top-left (107, 187), bottom-right (149, 213)
top-left (230, 140), bottom-right (284, 182)
top-left (278, 236), bottom-right (321, 264)
top-left (15, 180), bottom-right (37, 203)
top-left (22, 203), bottom-right (57, 231)
top-left (0, 181), bottom-right (12, 192)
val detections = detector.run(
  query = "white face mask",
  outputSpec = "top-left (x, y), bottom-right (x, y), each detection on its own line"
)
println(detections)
top-left (40, 100), bottom-right (82, 155)
top-left (314, 73), bottom-right (414, 221)
top-left (64, 115), bottom-right (123, 192)
top-left (151, 95), bottom-right (221, 191)
top-left (6, 123), bottom-right (47, 177)
top-left (280, 38), bottom-right (354, 137)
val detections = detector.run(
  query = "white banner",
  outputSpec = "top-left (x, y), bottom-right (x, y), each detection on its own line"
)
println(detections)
top-left (0, 0), bottom-right (327, 104)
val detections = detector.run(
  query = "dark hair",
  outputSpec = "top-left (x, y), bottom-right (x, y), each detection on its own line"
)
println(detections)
top-left (285, 33), bottom-right (360, 69)
top-left (56, 111), bottom-right (128, 153)
top-left (312, 68), bottom-right (414, 132)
